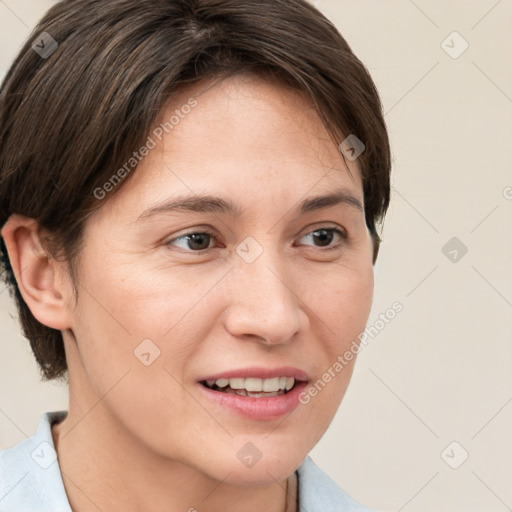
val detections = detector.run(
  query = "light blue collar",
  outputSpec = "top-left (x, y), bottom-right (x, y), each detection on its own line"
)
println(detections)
top-left (1, 411), bottom-right (374, 512)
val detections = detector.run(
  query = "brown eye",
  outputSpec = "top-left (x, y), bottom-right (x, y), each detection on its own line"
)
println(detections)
top-left (298, 228), bottom-right (347, 249)
top-left (166, 231), bottom-right (215, 251)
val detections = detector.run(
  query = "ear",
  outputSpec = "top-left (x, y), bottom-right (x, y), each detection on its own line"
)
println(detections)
top-left (1, 214), bottom-right (74, 330)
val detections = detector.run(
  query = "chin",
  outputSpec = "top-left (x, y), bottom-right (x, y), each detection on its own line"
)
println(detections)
top-left (205, 439), bottom-right (309, 486)
top-left (220, 462), bottom-right (299, 487)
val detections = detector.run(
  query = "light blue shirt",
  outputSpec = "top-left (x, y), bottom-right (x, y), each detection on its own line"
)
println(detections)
top-left (0, 411), bottom-right (374, 511)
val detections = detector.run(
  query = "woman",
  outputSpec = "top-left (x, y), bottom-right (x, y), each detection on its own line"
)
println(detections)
top-left (0, 0), bottom-right (391, 510)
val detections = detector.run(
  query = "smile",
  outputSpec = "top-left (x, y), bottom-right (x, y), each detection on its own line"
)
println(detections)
top-left (197, 367), bottom-right (309, 420)
top-left (201, 376), bottom-right (296, 397)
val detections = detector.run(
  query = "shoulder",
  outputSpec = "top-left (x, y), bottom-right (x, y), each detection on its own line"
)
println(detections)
top-left (297, 455), bottom-right (375, 512)
top-left (0, 411), bottom-right (71, 512)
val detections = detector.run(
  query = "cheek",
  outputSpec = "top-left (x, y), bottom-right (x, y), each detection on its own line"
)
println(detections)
top-left (75, 251), bottom-right (203, 348)
top-left (70, 251), bottom-right (218, 394)
top-left (70, 284), bottom-right (207, 459)
top-left (296, 263), bottom-right (373, 407)
top-left (68, 266), bottom-right (189, 407)
top-left (308, 262), bottom-right (374, 346)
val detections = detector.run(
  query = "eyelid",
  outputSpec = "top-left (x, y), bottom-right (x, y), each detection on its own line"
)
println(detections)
top-left (298, 222), bottom-right (347, 237)
top-left (165, 224), bottom-right (349, 252)
top-left (165, 227), bottom-right (219, 251)
top-left (295, 226), bottom-right (348, 249)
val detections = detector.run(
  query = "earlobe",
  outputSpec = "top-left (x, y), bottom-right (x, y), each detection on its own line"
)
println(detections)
top-left (1, 214), bottom-right (73, 331)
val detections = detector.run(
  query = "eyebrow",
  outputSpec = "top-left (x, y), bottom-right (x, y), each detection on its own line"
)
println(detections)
top-left (136, 188), bottom-right (363, 222)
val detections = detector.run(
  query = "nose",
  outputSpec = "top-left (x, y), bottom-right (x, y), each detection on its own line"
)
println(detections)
top-left (222, 246), bottom-right (304, 346)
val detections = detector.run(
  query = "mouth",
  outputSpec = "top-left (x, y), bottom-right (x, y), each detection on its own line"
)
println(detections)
top-left (200, 376), bottom-right (298, 398)
top-left (197, 367), bottom-right (309, 420)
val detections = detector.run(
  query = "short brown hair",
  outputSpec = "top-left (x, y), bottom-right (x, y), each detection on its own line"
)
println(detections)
top-left (0, 0), bottom-right (391, 381)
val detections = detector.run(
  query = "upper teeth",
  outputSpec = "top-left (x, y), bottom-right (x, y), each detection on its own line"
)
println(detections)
top-left (206, 377), bottom-right (295, 392)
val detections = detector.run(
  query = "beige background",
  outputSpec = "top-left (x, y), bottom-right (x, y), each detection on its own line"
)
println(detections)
top-left (1, 1), bottom-right (511, 511)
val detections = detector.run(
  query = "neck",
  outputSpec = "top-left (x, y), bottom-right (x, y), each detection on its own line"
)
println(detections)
top-left (51, 403), bottom-right (297, 512)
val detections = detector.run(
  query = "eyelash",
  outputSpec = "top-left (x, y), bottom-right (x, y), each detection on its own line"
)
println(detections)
top-left (165, 227), bottom-right (348, 253)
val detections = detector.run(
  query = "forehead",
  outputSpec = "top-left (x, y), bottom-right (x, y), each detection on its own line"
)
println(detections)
top-left (99, 74), bottom-right (363, 218)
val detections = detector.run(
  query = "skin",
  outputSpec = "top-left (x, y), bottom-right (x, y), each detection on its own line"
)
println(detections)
top-left (2, 74), bottom-right (374, 512)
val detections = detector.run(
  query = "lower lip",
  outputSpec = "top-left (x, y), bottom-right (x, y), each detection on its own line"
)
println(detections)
top-left (197, 381), bottom-right (308, 421)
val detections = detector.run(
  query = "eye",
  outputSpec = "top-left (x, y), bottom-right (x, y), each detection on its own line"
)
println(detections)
top-left (165, 230), bottom-right (217, 251)
top-left (297, 227), bottom-right (348, 250)
top-left (165, 226), bottom-right (348, 253)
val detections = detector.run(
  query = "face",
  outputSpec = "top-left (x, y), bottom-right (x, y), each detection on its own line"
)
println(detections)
top-left (61, 74), bottom-right (374, 485)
